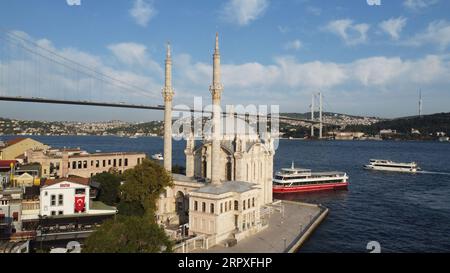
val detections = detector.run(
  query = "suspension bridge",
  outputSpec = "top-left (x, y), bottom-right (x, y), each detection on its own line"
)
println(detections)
top-left (0, 28), bottom-right (326, 125)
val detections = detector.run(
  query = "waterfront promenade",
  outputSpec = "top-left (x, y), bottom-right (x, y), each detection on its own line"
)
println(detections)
top-left (198, 200), bottom-right (327, 253)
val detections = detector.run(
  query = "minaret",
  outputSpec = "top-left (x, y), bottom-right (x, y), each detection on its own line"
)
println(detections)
top-left (162, 43), bottom-right (174, 172)
top-left (209, 33), bottom-right (224, 185)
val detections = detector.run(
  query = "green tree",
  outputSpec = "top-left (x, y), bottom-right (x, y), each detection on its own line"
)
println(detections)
top-left (120, 159), bottom-right (173, 217)
top-left (82, 216), bottom-right (172, 253)
top-left (92, 172), bottom-right (122, 206)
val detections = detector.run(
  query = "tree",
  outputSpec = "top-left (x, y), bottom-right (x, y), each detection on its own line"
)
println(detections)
top-left (120, 159), bottom-right (173, 217)
top-left (92, 172), bottom-right (122, 206)
top-left (82, 216), bottom-right (172, 253)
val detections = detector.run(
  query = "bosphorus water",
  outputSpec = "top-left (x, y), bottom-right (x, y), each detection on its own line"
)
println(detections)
top-left (3, 135), bottom-right (450, 252)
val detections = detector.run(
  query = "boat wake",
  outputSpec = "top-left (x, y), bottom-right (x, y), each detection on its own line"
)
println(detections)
top-left (416, 170), bottom-right (450, 176)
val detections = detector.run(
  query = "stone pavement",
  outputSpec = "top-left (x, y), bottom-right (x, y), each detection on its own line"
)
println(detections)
top-left (196, 201), bottom-right (323, 253)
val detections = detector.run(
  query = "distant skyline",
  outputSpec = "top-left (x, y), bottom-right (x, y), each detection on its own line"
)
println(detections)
top-left (1, 0), bottom-right (450, 122)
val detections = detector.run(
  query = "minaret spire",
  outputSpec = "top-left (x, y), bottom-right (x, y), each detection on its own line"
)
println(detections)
top-left (162, 42), bottom-right (174, 172)
top-left (210, 33), bottom-right (224, 185)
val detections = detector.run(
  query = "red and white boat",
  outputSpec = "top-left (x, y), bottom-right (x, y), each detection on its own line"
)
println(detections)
top-left (273, 162), bottom-right (349, 193)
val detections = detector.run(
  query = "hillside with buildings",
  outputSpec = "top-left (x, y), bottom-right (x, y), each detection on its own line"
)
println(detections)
top-left (343, 112), bottom-right (450, 139)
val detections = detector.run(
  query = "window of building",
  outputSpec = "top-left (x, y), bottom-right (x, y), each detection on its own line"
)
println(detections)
top-left (229, 201), bottom-right (232, 211)
top-left (137, 158), bottom-right (140, 164)
top-left (83, 161), bottom-right (88, 168)
top-left (108, 159), bottom-right (111, 165)
top-left (58, 211), bottom-right (63, 215)
top-left (248, 199), bottom-right (251, 209)
top-left (91, 160), bottom-right (94, 166)
top-left (51, 195), bottom-right (56, 206)
top-left (44, 169), bottom-right (47, 175)
top-left (1, 200), bottom-right (8, 205)
top-left (75, 188), bottom-right (85, 194)
top-left (51, 211), bottom-right (56, 216)
top-left (194, 201), bottom-right (198, 211)
top-left (234, 200), bottom-right (239, 211)
top-left (58, 194), bottom-right (63, 206)
top-left (210, 203), bottom-right (214, 214)
top-left (124, 158), bottom-right (128, 166)
top-left (72, 161), bottom-right (77, 169)
top-left (243, 200), bottom-right (246, 210)
top-left (202, 202), bottom-right (206, 212)
top-left (220, 203), bottom-right (223, 213)
top-left (252, 197), bottom-right (255, 207)
top-left (44, 191), bottom-right (48, 196)
top-left (78, 161), bottom-right (82, 169)
top-left (12, 212), bottom-right (18, 222)
top-left (96, 160), bottom-right (100, 168)
top-left (103, 160), bottom-right (106, 167)
top-left (119, 159), bottom-right (122, 167)
top-left (113, 159), bottom-right (117, 167)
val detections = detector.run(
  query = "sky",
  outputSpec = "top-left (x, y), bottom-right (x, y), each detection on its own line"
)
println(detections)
top-left (0, 0), bottom-right (450, 122)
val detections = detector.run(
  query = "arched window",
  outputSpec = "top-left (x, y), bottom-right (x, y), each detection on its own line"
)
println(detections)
top-left (202, 202), bottom-right (206, 212)
top-left (226, 160), bottom-right (232, 181)
top-left (234, 200), bottom-right (239, 211)
top-left (202, 158), bottom-right (207, 178)
top-left (210, 203), bottom-right (214, 214)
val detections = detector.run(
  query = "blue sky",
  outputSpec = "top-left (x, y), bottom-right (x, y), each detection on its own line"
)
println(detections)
top-left (0, 0), bottom-right (450, 121)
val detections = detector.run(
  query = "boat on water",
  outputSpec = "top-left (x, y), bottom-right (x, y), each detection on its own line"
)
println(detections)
top-left (273, 162), bottom-right (349, 193)
top-left (129, 135), bottom-right (138, 139)
top-left (151, 153), bottom-right (164, 161)
top-left (364, 159), bottom-right (419, 173)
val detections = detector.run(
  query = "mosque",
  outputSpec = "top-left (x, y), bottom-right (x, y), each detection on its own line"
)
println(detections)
top-left (156, 34), bottom-right (275, 247)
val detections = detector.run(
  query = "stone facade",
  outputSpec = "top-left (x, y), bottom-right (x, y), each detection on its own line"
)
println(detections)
top-left (27, 149), bottom-right (146, 178)
top-left (157, 34), bottom-right (275, 247)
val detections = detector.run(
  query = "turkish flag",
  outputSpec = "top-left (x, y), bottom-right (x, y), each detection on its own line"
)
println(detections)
top-left (74, 196), bottom-right (85, 212)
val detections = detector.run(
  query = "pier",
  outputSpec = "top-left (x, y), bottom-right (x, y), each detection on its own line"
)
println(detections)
top-left (192, 200), bottom-right (328, 253)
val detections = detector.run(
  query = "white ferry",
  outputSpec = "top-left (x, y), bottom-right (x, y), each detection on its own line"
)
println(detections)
top-left (364, 159), bottom-right (419, 173)
top-left (151, 153), bottom-right (164, 161)
top-left (273, 162), bottom-right (349, 193)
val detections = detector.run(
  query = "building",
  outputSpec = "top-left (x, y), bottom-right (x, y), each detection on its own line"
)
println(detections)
top-left (327, 131), bottom-right (365, 140)
top-left (27, 148), bottom-right (146, 178)
top-left (156, 35), bottom-right (273, 247)
top-left (0, 138), bottom-right (48, 160)
top-left (0, 188), bottom-right (23, 236)
top-left (0, 160), bottom-right (17, 189)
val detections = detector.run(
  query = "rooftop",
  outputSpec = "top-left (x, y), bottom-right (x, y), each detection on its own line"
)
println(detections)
top-left (192, 181), bottom-right (258, 195)
top-left (43, 177), bottom-right (90, 187)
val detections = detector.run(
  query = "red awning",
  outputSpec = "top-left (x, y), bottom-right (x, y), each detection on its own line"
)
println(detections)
top-left (0, 160), bottom-right (17, 169)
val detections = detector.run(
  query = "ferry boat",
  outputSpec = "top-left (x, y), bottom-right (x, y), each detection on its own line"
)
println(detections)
top-left (151, 153), bottom-right (164, 161)
top-left (273, 163), bottom-right (349, 193)
top-left (364, 159), bottom-right (419, 173)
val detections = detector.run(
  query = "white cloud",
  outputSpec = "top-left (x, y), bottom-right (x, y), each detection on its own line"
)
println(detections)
top-left (221, 0), bottom-right (269, 26)
top-left (379, 17), bottom-right (407, 40)
top-left (306, 6), bottom-right (321, 16)
top-left (406, 20), bottom-right (450, 50)
top-left (107, 42), bottom-right (162, 74)
top-left (129, 0), bottom-right (157, 27)
top-left (3, 30), bottom-right (450, 118)
top-left (403, 0), bottom-right (439, 10)
top-left (284, 40), bottom-right (302, 51)
top-left (323, 19), bottom-right (370, 46)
